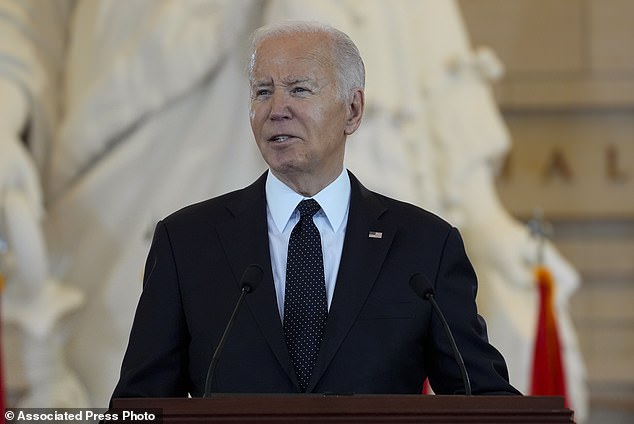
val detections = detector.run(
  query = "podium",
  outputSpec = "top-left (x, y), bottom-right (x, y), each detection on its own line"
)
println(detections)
top-left (113, 394), bottom-right (574, 423)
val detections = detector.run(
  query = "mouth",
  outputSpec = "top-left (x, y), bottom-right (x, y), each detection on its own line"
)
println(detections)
top-left (268, 135), bottom-right (295, 143)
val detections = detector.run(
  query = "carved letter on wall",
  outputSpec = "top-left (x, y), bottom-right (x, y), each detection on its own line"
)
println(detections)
top-left (606, 145), bottom-right (628, 183)
top-left (543, 149), bottom-right (573, 182)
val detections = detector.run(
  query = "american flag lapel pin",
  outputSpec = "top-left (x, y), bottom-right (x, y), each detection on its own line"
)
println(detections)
top-left (368, 231), bottom-right (383, 239)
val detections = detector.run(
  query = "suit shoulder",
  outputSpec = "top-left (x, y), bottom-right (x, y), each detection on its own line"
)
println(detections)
top-left (373, 191), bottom-right (453, 230)
top-left (161, 181), bottom-right (262, 230)
top-left (163, 191), bottom-right (231, 222)
top-left (350, 171), bottom-right (453, 232)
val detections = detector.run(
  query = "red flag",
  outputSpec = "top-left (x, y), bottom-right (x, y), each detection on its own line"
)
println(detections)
top-left (422, 378), bottom-right (433, 395)
top-left (530, 265), bottom-right (568, 403)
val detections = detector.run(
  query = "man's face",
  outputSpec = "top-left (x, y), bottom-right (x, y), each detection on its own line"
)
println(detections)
top-left (249, 32), bottom-right (360, 191)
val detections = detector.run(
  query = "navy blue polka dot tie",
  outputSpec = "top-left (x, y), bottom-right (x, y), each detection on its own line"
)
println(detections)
top-left (283, 199), bottom-right (328, 392)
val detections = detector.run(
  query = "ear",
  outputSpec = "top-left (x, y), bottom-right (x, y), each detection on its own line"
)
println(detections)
top-left (344, 89), bottom-right (364, 135)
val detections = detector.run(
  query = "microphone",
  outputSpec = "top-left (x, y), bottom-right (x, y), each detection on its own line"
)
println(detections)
top-left (409, 273), bottom-right (472, 396)
top-left (203, 264), bottom-right (263, 397)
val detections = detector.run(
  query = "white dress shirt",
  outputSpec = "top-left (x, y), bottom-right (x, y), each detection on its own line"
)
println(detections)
top-left (266, 169), bottom-right (351, 320)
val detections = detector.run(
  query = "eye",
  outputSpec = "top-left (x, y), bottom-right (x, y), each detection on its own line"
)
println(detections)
top-left (253, 88), bottom-right (271, 98)
top-left (291, 86), bottom-right (310, 94)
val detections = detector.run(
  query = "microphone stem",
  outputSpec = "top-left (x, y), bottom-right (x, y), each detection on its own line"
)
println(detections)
top-left (427, 294), bottom-right (472, 396)
top-left (203, 286), bottom-right (250, 397)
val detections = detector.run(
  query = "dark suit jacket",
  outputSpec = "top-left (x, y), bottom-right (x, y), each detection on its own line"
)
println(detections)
top-left (111, 171), bottom-right (519, 398)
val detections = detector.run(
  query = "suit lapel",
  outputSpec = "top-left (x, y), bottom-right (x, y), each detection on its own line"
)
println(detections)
top-left (216, 172), bottom-right (298, 388)
top-left (308, 172), bottom-right (396, 392)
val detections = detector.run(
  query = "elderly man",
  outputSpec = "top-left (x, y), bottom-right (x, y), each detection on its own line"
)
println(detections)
top-left (110, 21), bottom-right (518, 398)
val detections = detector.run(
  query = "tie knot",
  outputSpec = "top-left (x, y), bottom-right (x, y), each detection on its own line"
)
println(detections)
top-left (297, 199), bottom-right (321, 219)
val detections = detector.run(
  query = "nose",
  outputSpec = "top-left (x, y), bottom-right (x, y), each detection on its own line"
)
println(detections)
top-left (269, 91), bottom-right (291, 121)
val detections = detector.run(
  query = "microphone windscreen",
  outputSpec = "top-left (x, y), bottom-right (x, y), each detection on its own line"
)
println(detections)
top-left (240, 264), bottom-right (264, 293)
top-left (409, 273), bottom-right (434, 299)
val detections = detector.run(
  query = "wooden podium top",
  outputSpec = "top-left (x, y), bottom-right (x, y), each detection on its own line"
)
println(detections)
top-left (113, 394), bottom-right (574, 423)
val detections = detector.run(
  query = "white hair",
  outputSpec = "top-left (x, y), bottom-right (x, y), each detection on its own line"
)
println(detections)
top-left (248, 21), bottom-right (365, 101)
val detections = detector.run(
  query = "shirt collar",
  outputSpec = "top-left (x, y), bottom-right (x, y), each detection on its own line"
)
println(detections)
top-left (266, 169), bottom-right (351, 233)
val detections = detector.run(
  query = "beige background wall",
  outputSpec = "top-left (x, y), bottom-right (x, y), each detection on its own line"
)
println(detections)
top-left (458, 1), bottom-right (634, 422)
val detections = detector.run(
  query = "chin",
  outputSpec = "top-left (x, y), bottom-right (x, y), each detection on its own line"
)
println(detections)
top-left (264, 152), bottom-right (302, 172)
top-left (271, 160), bottom-right (307, 178)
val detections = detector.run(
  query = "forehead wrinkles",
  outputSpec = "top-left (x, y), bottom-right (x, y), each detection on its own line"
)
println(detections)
top-left (252, 60), bottom-right (334, 94)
